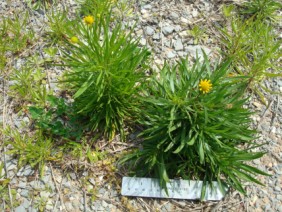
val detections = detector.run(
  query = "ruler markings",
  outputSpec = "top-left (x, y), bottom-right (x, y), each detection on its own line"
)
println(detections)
top-left (121, 177), bottom-right (228, 200)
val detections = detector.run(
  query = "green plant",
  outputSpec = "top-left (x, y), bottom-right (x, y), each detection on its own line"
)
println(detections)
top-left (0, 34), bottom-right (7, 71)
top-left (218, 16), bottom-right (282, 103)
top-left (25, 0), bottom-right (57, 10)
top-left (29, 95), bottom-right (83, 140)
top-left (34, 196), bottom-right (48, 212)
top-left (120, 56), bottom-right (269, 200)
top-left (9, 62), bottom-right (51, 106)
top-left (0, 172), bottom-right (18, 211)
top-left (0, 162), bottom-right (11, 206)
top-left (60, 12), bottom-right (150, 140)
top-left (3, 127), bottom-right (61, 177)
top-left (0, 12), bottom-right (34, 73)
top-left (0, 12), bottom-right (34, 55)
top-left (112, 0), bottom-right (135, 20)
top-left (78, 0), bottom-right (114, 17)
top-left (45, 9), bottom-right (76, 45)
top-left (222, 4), bottom-right (236, 18)
top-left (78, 0), bottom-right (135, 26)
top-left (240, 0), bottom-right (282, 22)
top-left (63, 139), bottom-right (106, 163)
top-left (187, 25), bottom-right (207, 44)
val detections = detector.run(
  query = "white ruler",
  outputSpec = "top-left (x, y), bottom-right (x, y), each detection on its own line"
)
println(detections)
top-left (121, 177), bottom-right (228, 201)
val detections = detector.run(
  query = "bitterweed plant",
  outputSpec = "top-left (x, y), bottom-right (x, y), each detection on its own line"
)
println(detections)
top-left (120, 55), bottom-right (269, 200)
top-left (218, 15), bottom-right (282, 103)
top-left (240, 0), bottom-right (282, 22)
top-left (60, 12), bottom-right (150, 140)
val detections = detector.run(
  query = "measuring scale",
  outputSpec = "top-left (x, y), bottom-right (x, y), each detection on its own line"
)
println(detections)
top-left (121, 177), bottom-right (228, 201)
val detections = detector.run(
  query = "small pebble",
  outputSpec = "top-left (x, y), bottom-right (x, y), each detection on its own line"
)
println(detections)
top-left (143, 4), bottom-right (152, 10)
top-left (192, 9), bottom-right (198, 17)
top-left (145, 26), bottom-right (154, 36)
top-left (21, 198), bottom-right (30, 209)
top-left (174, 39), bottom-right (183, 51)
top-left (140, 38), bottom-right (146, 46)
top-left (166, 51), bottom-right (176, 59)
top-left (21, 189), bottom-right (29, 198)
top-left (163, 26), bottom-right (174, 35)
top-left (277, 195), bottom-right (282, 201)
top-left (153, 33), bottom-right (161, 40)
top-left (274, 186), bottom-right (281, 192)
top-left (15, 205), bottom-right (25, 212)
top-left (278, 205), bottom-right (282, 212)
top-left (169, 12), bottom-right (179, 20)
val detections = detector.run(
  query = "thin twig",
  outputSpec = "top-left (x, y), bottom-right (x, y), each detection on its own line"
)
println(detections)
top-left (2, 77), bottom-right (14, 212)
top-left (191, 18), bottom-right (205, 25)
top-left (83, 186), bottom-right (87, 212)
top-left (2, 198), bottom-right (5, 211)
top-left (39, 44), bottom-right (52, 93)
top-left (109, 140), bottom-right (141, 153)
top-left (269, 152), bottom-right (282, 163)
top-left (93, 195), bottom-right (126, 210)
top-left (211, 200), bottom-right (223, 212)
top-left (97, 141), bottom-right (109, 150)
top-left (137, 197), bottom-right (151, 212)
top-left (261, 99), bottom-right (273, 118)
top-left (50, 163), bottom-right (66, 211)
top-left (269, 95), bottom-right (279, 128)
top-left (109, 145), bottom-right (138, 154)
top-left (111, 141), bottom-right (141, 146)
top-left (159, 200), bottom-right (170, 210)
top-left (171, 199), bottom-right (187, 208)
top-left (159, 0), bottom-right (164, 53)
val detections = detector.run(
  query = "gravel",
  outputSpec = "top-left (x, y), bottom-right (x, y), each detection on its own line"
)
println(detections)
top-left (17, 166), bottom-right (34, 177)
top-left (0, 0), bottom-right (281, 211)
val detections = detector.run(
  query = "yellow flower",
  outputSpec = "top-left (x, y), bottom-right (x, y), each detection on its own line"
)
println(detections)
top-left (83, 15), bottom-right (94, 25)
top-left (199, 79), bottom-right (212, 94)
top-left (70, 36), bottom-right (79, 43)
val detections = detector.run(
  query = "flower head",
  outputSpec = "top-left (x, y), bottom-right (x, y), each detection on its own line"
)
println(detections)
top-left (199, 79), bottom-right (212, 94)
top-left (83, 15), bottom-right (94, 25)
top-left (70, 36), bottom-right (79, 44)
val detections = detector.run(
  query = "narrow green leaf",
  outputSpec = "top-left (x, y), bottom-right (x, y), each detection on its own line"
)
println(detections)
top-left (199, 140), bottom-right (205, 164)
top-left (74, 74), bottom-right (94, 98)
